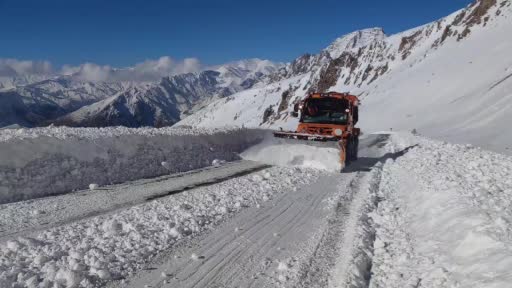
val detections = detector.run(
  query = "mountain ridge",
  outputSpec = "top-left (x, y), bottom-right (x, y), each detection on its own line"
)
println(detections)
top-left (0, 59), bottom-right (281, 127)
top-left (176, 0), bottom-right (512, 154)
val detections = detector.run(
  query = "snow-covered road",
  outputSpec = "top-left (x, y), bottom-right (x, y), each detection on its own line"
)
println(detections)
top-left (5, 132), bottom-right (509, 288)
top-left (117, 172), bottom-right (354, 288)
top-left (108, 135), bottom-right (392, 288)
top-left (0, 133), bottom-right (392, 288)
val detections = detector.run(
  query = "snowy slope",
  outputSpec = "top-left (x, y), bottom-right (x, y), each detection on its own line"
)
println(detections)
top-left (177, 0), bottom-right (512, 154)
top-left (51, 74), bottom-right (213, 127)
top-left (0, 92), bottom-right (42, 127)
top-left (214, 58), bottom-right (283, 90)
top-left (0, 75), bottom-right (51, 90)
top-left (359, 3), bottom-right (512, 154)
top-left (0, 78), bottom-right (137, 126)
top-left (15, 78), bottom-right (132, 119)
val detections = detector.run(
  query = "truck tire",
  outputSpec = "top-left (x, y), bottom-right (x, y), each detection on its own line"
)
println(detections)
top-left (346, 137), bottom-right (356, 163)
top-left (354, 136), bottom-right (359, 160)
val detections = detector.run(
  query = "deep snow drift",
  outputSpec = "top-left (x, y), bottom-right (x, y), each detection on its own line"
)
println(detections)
top-left (0, 127), bottom-right (269, 204)
top-left (241, 137), bottom-right (342, 172)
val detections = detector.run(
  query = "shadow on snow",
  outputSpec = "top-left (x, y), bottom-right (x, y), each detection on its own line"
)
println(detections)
top-left (342, 144), bottom-right (419, 173)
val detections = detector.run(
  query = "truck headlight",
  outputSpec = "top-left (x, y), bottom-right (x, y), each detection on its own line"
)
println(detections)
top-left (334, 129), bottom-right (343, 136)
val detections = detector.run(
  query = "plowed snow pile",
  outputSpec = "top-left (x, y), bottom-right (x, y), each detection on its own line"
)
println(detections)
top-left (241, 138), bottom-right (341, 172)
top-left (370, 132), bottom-right (512, 288)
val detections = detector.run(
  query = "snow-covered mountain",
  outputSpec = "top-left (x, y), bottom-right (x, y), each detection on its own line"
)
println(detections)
top-left (177, 0), bottom-right (512, 154)
top-left (0, 75), bottom-right (51, 90)
top-left (0, 77), bottom-right (140, 125)
top-left (14, 78), bottom-right (133, 119)
top-left (52, 72), bottom-right (219, 127)
top-left (0, 91), bottom-right (41, 127)
top-left (51, 59), bottom-right (281, 127)
top-left (0, 58), bottom-right (280, 127)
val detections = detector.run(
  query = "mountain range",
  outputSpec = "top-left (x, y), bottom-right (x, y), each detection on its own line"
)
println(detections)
top-left (0, 59), bottom-right (280, 127)
top-left (2, 0), bottom-right (512, 155)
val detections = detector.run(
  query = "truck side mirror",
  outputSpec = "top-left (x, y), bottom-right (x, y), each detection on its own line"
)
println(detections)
top-left (293, 103), bottom-right (300, 113)
top-left (291, 111), bottom-right (299, 118)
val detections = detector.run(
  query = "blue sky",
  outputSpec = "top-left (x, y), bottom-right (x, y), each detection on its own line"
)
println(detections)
top-left (0, 0), bottom-right (473, 67)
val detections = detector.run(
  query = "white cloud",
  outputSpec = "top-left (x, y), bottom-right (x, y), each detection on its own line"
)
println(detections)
top-left (70, 63), bottom-right (113, 82)
top-left (64, 56), bottom-right (204, 83)
top-left (0, 56), bottom-right (204, 83)
top-left (0, 59), bottom-right (54, 77)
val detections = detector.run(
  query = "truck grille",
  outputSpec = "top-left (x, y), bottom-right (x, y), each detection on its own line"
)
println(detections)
top-left (305, 127), bottom-right (333, 135)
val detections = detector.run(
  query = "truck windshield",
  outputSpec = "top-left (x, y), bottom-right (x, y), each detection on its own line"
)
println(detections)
top-left (302, 98), bottom-right (349, 125)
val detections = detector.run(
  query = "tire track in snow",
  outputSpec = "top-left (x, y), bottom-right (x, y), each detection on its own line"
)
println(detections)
top-left (191, 175), bottom-right (343, 287)
top-left (114, 173), bottom-right (357, 288)
top-left (295, 173), bottom-right (365, 288)
top-left (327, 165), bottom-right (382, 288)
top-left (294, 167), bottom-right (382, 288)
top-left (297, 138), bottom-right (413, 288)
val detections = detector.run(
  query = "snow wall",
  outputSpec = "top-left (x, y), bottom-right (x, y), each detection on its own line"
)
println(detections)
top-left (0, 127), bottom-right (270, 204)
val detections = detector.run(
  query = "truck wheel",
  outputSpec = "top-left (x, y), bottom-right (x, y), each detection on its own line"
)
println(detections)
top-left (346, 137), bottom-right (355, 163)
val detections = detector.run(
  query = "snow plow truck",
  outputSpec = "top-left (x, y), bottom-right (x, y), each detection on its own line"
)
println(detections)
top-left (274, 92), bottom-right (360, 170)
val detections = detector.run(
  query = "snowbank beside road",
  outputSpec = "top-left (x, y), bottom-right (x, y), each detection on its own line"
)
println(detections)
top-left (0, 126), bottom-right (232, 142)
top-left (370, 133), bottom-right (512, 287)
top-left (0, 127), bottom-right (269, 204)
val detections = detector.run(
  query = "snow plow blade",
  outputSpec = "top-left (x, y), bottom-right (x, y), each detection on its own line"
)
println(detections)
top-left (272, 131), bottom-right (341, 148)
top-left (272, 130), bottom-right (350, 171)
top-left (240, 131), bottom-right (344, 172)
